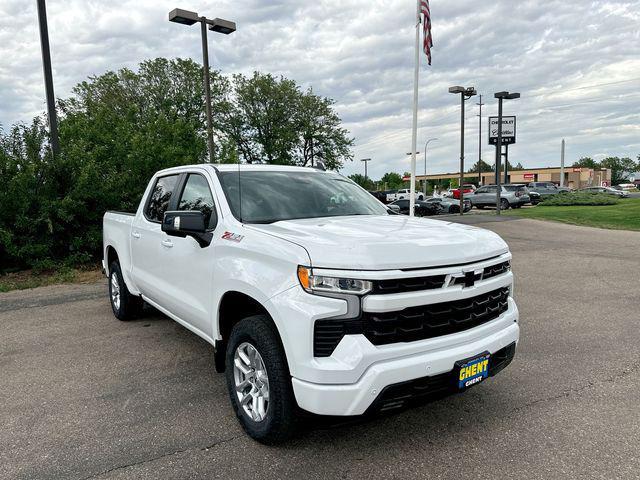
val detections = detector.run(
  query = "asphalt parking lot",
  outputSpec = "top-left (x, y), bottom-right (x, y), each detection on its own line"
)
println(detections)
top-left (1, 217), bottom-right (639, 480)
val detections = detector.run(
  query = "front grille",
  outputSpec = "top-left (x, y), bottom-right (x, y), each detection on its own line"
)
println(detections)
top-left (365, 342), bottom-right (516, 413)
top-left (483, 261), bottom-right (510, 279)
top-left (371, 260), bottom-right (509, 295)
top-left (362, 287), bottom-right (510, 346)
top-left (371, 275), bottom-right (446, 295)
top-left (313, 287), bottom-right (510, 356)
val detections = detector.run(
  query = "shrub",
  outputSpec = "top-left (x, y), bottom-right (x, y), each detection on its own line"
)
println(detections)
top-left (539, 192), bottom-right (619, 206)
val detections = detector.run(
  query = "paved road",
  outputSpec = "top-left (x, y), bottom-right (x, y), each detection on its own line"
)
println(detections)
top-left (1, 218), bottom-right (639, 480)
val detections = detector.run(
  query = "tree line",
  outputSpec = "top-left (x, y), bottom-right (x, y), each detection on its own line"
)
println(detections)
top-left (0, 58), bottom-right (353, 271)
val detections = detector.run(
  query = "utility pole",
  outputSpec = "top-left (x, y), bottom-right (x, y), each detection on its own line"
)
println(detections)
top-left (504, 144), bottom-right (509, 183)
top-left (36, 0), bottom-right (60, 156)
top-left (477, 95), bottom-right (484, 186)
top-left (560, 139), bottom-right (565, 187)
top-left (449, 86), bottom-right (477, 215)
top-left (361, 158), bottom-right (372, 183)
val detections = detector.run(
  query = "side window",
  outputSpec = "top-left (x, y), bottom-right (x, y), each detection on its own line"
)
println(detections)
top-left (145, 174), bottom-right (179, 222)
top-left (476, 187), bottom-right (487, 194)
top-left (486, 186), bottom-right (498, 194)
top-left (397, 200), bottom-right (409, 208)
top-left (178, 174), bottom-right (217, 229)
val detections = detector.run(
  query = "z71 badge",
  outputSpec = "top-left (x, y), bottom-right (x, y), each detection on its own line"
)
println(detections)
top-left (221, 231), bottom-right (244, 242)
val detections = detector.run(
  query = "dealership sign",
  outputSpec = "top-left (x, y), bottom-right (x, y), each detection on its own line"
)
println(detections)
top-left (523, 173), bottom-right (534, 179)
top-left (489, 116), bottom-right (516, 145)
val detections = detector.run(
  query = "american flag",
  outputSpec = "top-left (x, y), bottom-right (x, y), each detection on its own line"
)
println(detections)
top-left (420, 0), bottom-right (433, 65)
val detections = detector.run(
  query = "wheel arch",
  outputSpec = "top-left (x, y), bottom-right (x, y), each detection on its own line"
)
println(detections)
top-left (105, 245), bottom-right (119, 274)
top-left (215, 290), bottom-right (288, 374)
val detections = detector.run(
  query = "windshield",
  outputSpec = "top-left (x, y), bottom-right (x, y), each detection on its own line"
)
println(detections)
top-left (218, 170), bottom-right (388, 223)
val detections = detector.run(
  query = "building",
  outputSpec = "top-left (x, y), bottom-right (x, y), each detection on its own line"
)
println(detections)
top-left (408, 167), bottom-right (612, 190)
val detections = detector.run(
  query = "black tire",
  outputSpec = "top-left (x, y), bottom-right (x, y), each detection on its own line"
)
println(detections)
top-left (225, 315), bottom-right (297, 444)
top-left (500, 199), bottom-right (510, 210)
top-left (108, 261), bottom-right (143, 321)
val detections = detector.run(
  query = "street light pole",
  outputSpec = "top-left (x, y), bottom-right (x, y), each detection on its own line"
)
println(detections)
top-left (36, 0), bottom-right (60, 156)
top-left (169, 9), bottom-right (236, 164)
top-left (493, 91), bottom-right (520, 214)
top-left (200, 19), bottom-right (215, 163)
top-left (423, 138), bottom-right (438, 196)
top-left (477, 95), bottom-right (484, 186)
top-left (449, 86), bottom-right (477, 215)
top-left (361, 158), bottom-right (372, 183)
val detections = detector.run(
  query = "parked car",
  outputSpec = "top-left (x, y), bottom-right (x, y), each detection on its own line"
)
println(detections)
top-left (386, 188), bottom-right (425, 203)
top-left (611, 184), bottom-right (636, 192)
top-left (103, 164), bottom-right (519, 443)
top-left (578, 186), bottom-right (630, 198)
top-left (386, 203), bottom-right (401, 213)
top-left (388, 198), bottom-right (441, 216)
top-left (450, 184), bottom-right (477, 199)
top-left (528, 191), bottom-right (541, 205)
top-left (469, 184), bottom-right (530, 210)
top-left (425, 196), bottom-right (472, 214)
top-left (368, 190), bottom-right (388, 202)
top-left (527, 182), bottom-right (571, 197)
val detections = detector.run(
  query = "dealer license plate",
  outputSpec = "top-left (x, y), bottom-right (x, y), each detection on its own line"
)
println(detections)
top-left (455, 352), bottom-right (490, 390)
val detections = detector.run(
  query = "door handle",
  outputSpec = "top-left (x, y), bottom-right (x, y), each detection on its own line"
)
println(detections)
top-left (131, 231), bottom-right (141, 239)
top-left (161, 239), bottom-right (173, 248)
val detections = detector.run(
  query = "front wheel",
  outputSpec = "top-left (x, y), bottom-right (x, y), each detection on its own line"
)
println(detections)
top-left (225, 315), bottom-right (297, 444)
top-left (500, 199), bottom-right (510, 210)
top-left (108, 261), bottom-right (143, 321)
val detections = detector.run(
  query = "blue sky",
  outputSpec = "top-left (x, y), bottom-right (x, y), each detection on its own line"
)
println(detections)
top-left (1, 0), bottom-right (639, 179)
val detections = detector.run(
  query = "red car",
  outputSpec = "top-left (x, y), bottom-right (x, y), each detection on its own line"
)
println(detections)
top-left (451, 184), bottom-right (477, 199)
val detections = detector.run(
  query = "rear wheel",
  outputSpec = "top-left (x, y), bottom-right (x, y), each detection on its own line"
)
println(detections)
top-left (108, 261), bottom-right (143, 321)
top-left (225, 315), bottom-right (297, 444)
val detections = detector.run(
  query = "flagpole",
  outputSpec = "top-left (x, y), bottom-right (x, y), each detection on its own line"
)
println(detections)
top-left (409, 0), bottom-right (420, 218)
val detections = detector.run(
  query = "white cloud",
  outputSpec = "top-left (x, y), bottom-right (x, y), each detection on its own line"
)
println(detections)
top-left (1, 0), bottom-right (639, 179)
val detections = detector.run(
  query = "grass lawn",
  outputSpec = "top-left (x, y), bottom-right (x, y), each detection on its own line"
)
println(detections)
top-left (507, 197), bottom-right (640, 231)
top-left (0, 267), bottom-right (103, 293)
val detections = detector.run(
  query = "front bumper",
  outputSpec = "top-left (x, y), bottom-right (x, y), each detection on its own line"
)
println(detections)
top-left (266, 253), bottom-right (519, 416)
top-left (291, 309), bottom-right (518, 416)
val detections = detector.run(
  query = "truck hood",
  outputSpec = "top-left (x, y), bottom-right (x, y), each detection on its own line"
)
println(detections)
top-left (249, 215), bottom-right (508, 270)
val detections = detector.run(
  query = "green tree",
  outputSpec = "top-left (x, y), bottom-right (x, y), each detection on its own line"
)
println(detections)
top-left (0, 58), bottom-right (355, 271)
top-left (572, 157), bottom-right (599, 169)
top-left (600, 156), bottom-right (637, 184)
top-left (379, 172), bottom-right (404, 190)
top-left (348, 174), bottom-right (375, 190)
top-left (467, 160), bottom-right (493, 173)
top-left (221, 72), bottom-right (353, 169)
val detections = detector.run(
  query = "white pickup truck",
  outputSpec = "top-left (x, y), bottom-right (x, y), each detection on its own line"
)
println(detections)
top-left (103, 164), bottom-right (519, 443)
top-left (386, 188), bottom-right (425, 203)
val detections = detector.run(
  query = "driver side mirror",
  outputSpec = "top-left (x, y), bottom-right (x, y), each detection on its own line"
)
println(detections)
top-left (162, 211), bottom-right (212, 248)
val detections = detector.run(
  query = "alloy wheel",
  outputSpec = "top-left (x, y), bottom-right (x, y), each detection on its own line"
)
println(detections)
top-left (233, 342), bottom-right (270, 422)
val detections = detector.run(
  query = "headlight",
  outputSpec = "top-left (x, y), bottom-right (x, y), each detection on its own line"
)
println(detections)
top-left (297, 266), bottom-right (372, 295)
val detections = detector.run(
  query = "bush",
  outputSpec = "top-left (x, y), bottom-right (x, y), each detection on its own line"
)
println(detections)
top-left (539, 192), bottom-right (619, 206)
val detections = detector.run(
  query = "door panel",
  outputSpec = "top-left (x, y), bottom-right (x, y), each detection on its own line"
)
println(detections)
top-left (159, 173), bottom-right (217, 336)
top-left (131, 174), bottom-right (180, 303)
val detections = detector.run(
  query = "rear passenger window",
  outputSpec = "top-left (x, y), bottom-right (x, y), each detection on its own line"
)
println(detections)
top-left (145, 174), bottom-right (179, 222)
top-left (178, 174), bottom-right (217, 229)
